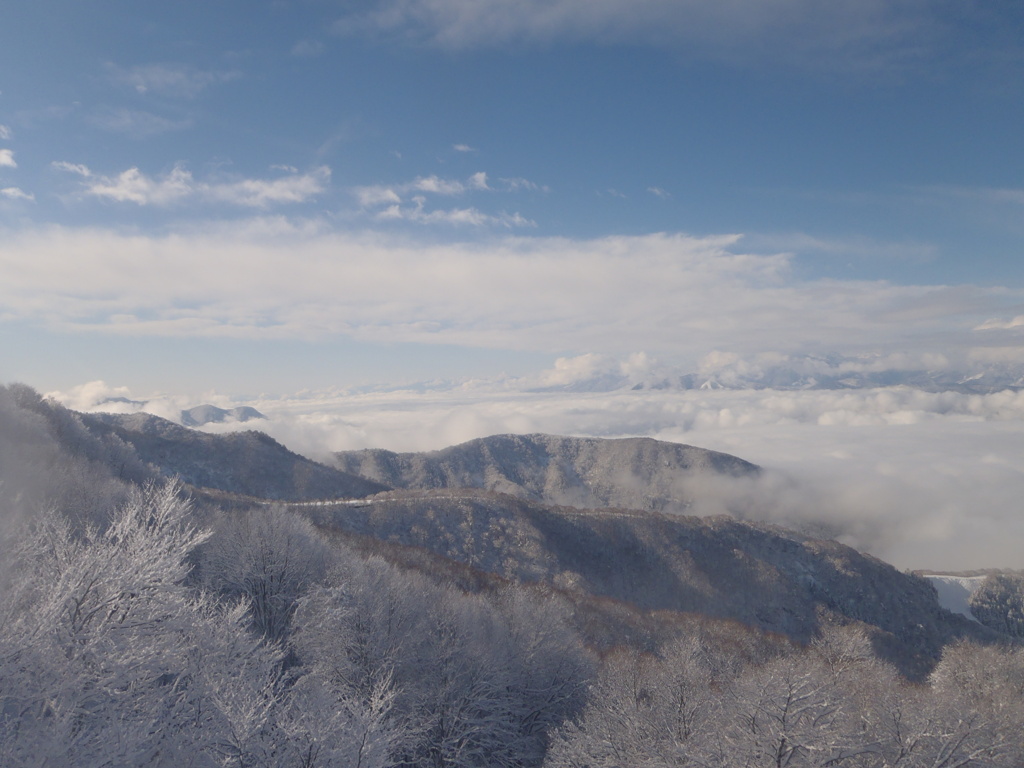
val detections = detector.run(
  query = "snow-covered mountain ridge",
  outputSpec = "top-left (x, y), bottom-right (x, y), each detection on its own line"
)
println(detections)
top-left (4, 383), bottom-right (1022, 685)
top-left (334, 433), bottom-right (759, 514)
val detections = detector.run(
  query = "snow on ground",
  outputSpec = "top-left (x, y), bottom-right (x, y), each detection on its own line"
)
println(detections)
top-left (921, 574), bottom-right (988, 621)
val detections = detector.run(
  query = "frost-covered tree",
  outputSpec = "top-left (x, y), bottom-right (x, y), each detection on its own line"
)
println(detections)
top-left (293, 552), bottom-right (591, 768)
top-left (545, 635), bottom-right (732, 768)
top-left (0, 481), bottom-right (214, 765)
top-left (200, 506), bottom-right (330, 641)
top-left (0, 482), bottom-right (301, 767)
top-left (922, 641), bottom-right (1024, 767)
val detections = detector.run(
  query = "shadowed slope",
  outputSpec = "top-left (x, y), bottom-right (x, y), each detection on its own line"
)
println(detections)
top-left (303, 488), bottom-right (996, 680)
top-left (81, 412), bottom-right (388, 501)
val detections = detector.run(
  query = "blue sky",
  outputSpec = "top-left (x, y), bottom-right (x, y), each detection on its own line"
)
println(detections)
top-left (2, 0), bottom-right (1024, 395)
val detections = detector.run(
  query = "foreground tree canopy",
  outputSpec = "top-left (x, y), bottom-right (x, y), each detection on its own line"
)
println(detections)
top-left (2, 384), bottom-right (1023, 766)
top-left (2, 481), bottom-right (1022, 767)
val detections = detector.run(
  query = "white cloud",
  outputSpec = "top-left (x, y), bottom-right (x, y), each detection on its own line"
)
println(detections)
top-left (0, 125), bottom-right (11, 140)
top-left (107, 63), bottom-right (240, 97)
top-left (742, 232), bottom-right (940, 268)
top-left (357, 172), bottom-right (528, 205)
top-left (204, 167), bottom-right (331, 207)
top-left (49, 380), bottom-right (139, 412)
top-left (411, 174), bottom-right (474, 195)
top-left (975, 315), bottom-right (1024, 331)
top-left (52, 161), bottom-right (92, 177)
top-left (89, 108), bottom-right (192, 137)
top-left (377, 197), bottom-right (534, 227)
top-left (921, 184), bottom-right (1024, 208)
top-left (0, 225), bottom-right (1017, 370)
top-left (526, 351), bottom-right (671, 389)
top-left (694, 350), bottom-right (954, 381)
top-left (46, 380), bottom-right (202, 423)
top-left (0, 187), bottom-right (34, 201)
top-left (64, 165), bottom-right (330, 208)
top-left (291, 39), bottom-right (325, 57)
top-left (103, 380), bottom-right (1021, 571)
top-left (453, 143), bottom-right (476, 152)
top-left (968, 346), bottom-right (1024, 365)
top-left (648, 186), bottom-right (671, 198)
top-left (0, 149), bottom-right (16, 168)
top-left (355, 171), bottom-right (537, 227)
top-left (336, 0), bottom-right (971, 72)
top-left (87, 166), bottom-right (194, 205)
top-left (534, 352), bottom-right (622, 387)
top-left (356, 185), bottom-right (402, 208)
top-left (45, 364), bottom-right (1024, 571)
top-left (501, 177), bottom-right (546, 192)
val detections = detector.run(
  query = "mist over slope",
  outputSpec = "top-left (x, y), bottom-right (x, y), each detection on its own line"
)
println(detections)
top-left (334, 433), bottom-right (759, 513)
top-left (181, 404), bottom-right (266, 427)
top-left (49, 366), bottom-right (1024, 571)
top-left (0, 384), bottom-right (146, 524)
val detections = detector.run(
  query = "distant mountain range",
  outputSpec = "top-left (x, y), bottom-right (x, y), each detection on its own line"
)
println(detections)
top-left (527, 359), bottom-right (1024, 395)
top-left (180, 404), bottom-right (266, 427)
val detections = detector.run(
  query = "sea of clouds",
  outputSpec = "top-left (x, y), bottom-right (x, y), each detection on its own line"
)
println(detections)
top-left (53, 362), bottom-right (1024, 573)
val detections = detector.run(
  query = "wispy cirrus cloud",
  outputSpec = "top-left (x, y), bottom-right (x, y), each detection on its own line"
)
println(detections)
top-left (355, 171), bottom-right (537, 228)
top-left (50, 161), bottom-right (92, 177)
top-left (88, 108), bottom-right (193, 138)
top-left (742, 231), bottom-right (939, 265)
top-left (377, 198), bottom-right (535, 227)
top-left (1, 187), bottom-right (35, 201)
top-left (106, 62), bottom-right (240, 98)
top-left (918, 184), bottom-right (1024, 207)
top-left (0, 125), bottom-right (12, 140)
top-left (333, 0), bottom-right (1001, 73)
top-left (974, 315), bottom-right (1024, 332)
top-left (291, 39), bottom-right (325, 57)
top-left (356, 172), bottom-right (491, 204)
top-left (52, 163), bottom-right (330, 208)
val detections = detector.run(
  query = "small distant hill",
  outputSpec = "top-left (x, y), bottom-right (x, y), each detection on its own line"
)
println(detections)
top-left (334, 433), bottom-right (759, 514)
top-left (181, 404), bottom-right (266, 427)
top-left (81, 412), bottom-right (386, 501)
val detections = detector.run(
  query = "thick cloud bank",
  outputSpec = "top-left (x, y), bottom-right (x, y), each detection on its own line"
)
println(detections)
top-left (4, 225), bottom-right (1022, 370)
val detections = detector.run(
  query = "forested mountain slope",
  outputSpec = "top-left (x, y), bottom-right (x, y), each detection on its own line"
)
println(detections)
top-left (0, 384), bottom-right (147, 521)
top-left (81, 412), bottom-right (388, 501)
top-left (0, 383), bottom-right (1010, 678)
top-left (302, 488), bottom-right (995, 679)
top-left (5, 383), bottom-right (1024, 767)
top-left (334, 433), bottom-right (759, 513)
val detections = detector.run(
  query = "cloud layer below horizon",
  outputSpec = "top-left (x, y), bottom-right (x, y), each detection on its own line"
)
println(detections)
top-left (51, 375), bottom-right (1024, 573)
top-left (4, 222), bottom-right (1023, 369)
